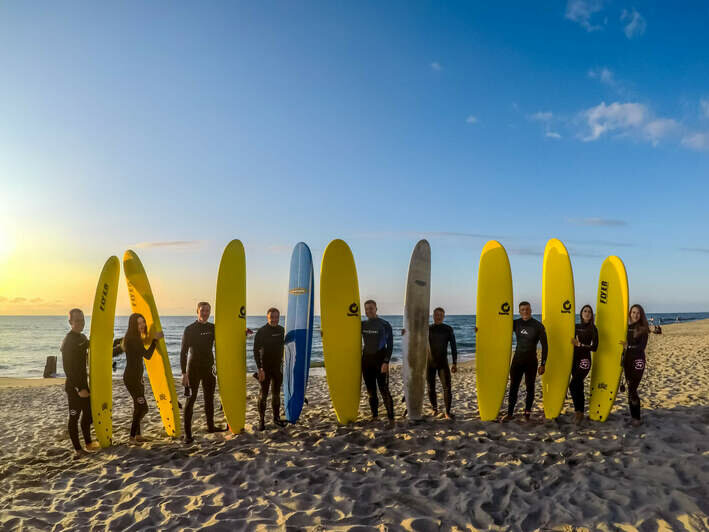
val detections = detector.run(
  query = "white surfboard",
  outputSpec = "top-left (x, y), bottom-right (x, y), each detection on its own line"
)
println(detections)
top-left (402, 239), bottom-right (431, 421)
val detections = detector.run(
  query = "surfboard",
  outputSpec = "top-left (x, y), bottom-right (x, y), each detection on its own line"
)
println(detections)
top-left (320, 239), bottom-right (361, 424)
top-left (284, 242), bottom-right (314, 423)
top-left (215, 239), bottom-right (247, 434)
top-left (89, 256), bottom-right (120, 448)
top-left (475, 241), bottom-right (514, 421)
top-left (402, 239), bottom-right (431, 421)
top-left (541, 238), bottom-right (575, 419)
top-left (122, 250), bottom-right (180, 437)
top-left (589, 256), bottom-right (629, 422)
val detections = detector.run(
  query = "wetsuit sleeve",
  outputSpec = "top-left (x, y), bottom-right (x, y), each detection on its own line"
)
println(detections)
top-left (384, 321), bottom-right (393, 363)
top-left (539, 324), bottom-right (549, 365)
top-left (180, 326), bottom-right (190, 374)
top-left (448, 325), bottom-right (458, 365)
top-left (62, 338), bottom-right (89, 392)
top-left (627, 331), bottom-right (648, 353)
top-left (128, 337), bottom-right (157, 360)
top-left (112, 338), bottom-right (124, 357)
top-left (253, 328), bottom-right (264, 369)
top-left (590, 326), bottom-right (599, 351)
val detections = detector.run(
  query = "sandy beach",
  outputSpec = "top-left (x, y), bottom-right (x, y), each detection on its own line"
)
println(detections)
top-left (1, 320), bottom-right (708, 531)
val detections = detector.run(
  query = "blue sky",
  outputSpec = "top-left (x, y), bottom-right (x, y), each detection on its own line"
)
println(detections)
top-left (0, 1), bottom-right (708, 315)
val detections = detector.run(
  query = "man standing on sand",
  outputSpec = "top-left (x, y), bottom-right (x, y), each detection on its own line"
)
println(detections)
top-left (427, 307), bottom-right (458, 419)
top-left (503, 301), bottom-right (548, 422)
top-left (253, 307), bottom-right (286, 430)
top-left (60, 309), bottom-right (100, 458)
top-left (180, 302), bottom-right (227, 444)
top-left (361, 300), bottom-right (395, 422)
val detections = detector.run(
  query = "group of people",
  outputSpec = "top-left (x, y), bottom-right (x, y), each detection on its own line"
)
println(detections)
top-left (60, 299), bottom-right (650, 457)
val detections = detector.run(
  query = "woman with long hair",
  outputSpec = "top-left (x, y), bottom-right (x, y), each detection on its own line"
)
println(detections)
top-left (621, 304), bottom-right (650, 426)
top-left (121, 312), bottom-right (164, 443)
top-left (569, 304), bottom-right (599, 424)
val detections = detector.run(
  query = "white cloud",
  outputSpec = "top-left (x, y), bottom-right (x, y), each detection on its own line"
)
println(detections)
top-left (643, 119), bottom-right (679, 146)
top-left (546, 131), bottom-right (562, 139)
top-left (701, 99), bottom-right (709, 119)
top-left (430, 61), bottom-right (442, 71)
top-left (565, 0), bottom-right (604, 31)
top-left (568, 217), bottom-right (627, 227)
top-left (465, 115), bottom-right (478, 124)
top-left (582, 101), bottom-right (648, 141)
top-left (530, 111), bottom-right (553, 121)
top-left (133, 240), bottom-right (205, 249)
top-left (621, 9), bottom-right (646, 39)
top-left (588, 67), bottom-right (615, 86)
top-left (682, 133), bottom-right (709, 151)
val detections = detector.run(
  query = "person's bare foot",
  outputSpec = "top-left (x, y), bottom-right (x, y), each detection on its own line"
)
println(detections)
top-left (74, 449), bottom-right (90, 459)
top-left (430, 408), bottom-right (438, 417)
top-left (574, 412), bottom-right (584, 425)
top-left (129, 437), bottom-right (144, 445)
top-left (85, 441), bottom-right (101, 451)
top-left (445, 413), bottom-right (455, 420)
top-left (134, 435), bottom-right (151, 442)
top-left (501, 414), bottom-right (514, 423)
top-left (631, 418), bottom-right (643, 427)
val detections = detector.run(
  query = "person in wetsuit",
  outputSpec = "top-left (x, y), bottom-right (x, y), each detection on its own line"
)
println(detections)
top-left (253, 307), bottom-right (286, 430)
top-left (427, 307), bottom-right (458, 419)
top-left (569, 304), bottom-right (599, 424)
top-left (60, 308), bottom-right (100, 457)
top-left (503, 301), bottom-right (548, 422)
top-left (622, 304), bottom-right (650, 426)
top-left (120, 312), bottom-right (163, 443)
top-left (180, 301), bottom-right (226, 443)
top-left (361, 300), bottom-right (395, 421)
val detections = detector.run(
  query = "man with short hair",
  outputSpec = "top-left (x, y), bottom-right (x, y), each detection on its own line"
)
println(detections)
top-left (361, 300), bottom-right (395, 421)
top-left (60, 308), bottom-right (100, 457)
top-left (504, 301), bottom-right (548, 422)
top-left (428, 307), bottom-right (458, 419)
top-left (181, 301), bottom-right (226, 443)
top-left (253, 307), bottom-right (286, 430)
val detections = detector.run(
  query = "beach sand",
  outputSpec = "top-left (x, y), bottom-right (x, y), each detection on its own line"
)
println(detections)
top-left (1, 320), bottom-right (708, 531)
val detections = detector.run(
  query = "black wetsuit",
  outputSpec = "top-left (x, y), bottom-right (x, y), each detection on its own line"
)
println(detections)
top-left (507, 317), bottom-right (548, 416)
top-left (122, 337), bottom-right (157, 437)
top-left (361, 317), bottom-right (394, 419)
top-left (623, 323), bottom-right (648, 420)
top-left (60, 331), bottom-right (93, 451)
top-left (569, 322), bottom-right (599, 413)
top-left (427, 323), bottom-right (458, 415)
top-left (181, 320), bottom-right (217, 438)
top-left (253, 324), bottom-right (285, 422)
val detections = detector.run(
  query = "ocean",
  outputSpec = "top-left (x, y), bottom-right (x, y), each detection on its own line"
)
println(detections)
top-left (0, 313), bottom-right (706, 379)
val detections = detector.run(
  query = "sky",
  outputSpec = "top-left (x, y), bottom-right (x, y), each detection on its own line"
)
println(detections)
top-left (1, 1), bottom-right (708, 316)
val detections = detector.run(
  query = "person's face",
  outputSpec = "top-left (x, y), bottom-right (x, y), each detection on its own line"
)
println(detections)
top-left (519, 305), bottom-right (532, 320)
top-left (364, 303), bottom-right (377, 319)
top-left (267, 311), bottom-right (280, 326)
top-left (581, 307), bottom-right (593, 323)
top-left (137, 316), bottom-right (147, 335)
top-left (69, 312), bottom-right (85, 333)
top-left (629, 306), bottom-right (641, 324)
top-left (197, 304), bottom-right (211, 323)
top-left (433, 309), bottom-right (444, 324)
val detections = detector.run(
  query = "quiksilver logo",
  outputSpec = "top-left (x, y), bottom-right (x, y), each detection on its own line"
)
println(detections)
top-left (521, 329), bottom-right (529, 335)
top-left (499, 302), bottom-right (510, 315)
top-left (597, 382), bottom-right (608, 390)
top-left (600, 280), bottom-right (609, 305)
top-left (562, 300), bottom-right (572, 314)
top-left (347, 303), bottom-right (359, 316)
top-left (239, 306), bottom-right (246, 319)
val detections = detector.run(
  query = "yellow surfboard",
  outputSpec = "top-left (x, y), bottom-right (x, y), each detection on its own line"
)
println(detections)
top-left (541, 238), bottom-right (575, 419)
top-left (475, 241), bottom-right (514, 421)
top-left (589, 256), bottom-right (629, 422)
top-left (215, 239), bottom-right (247, 434)
top-left (320, 239), bottom-right (361, 424)
top-left (89, 256), bottom-right (120, 448)
top-left (122, 250), bottom-right (180, 438)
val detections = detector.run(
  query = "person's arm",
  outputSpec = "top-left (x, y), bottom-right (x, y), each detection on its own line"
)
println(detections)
top-left (448, 326), bottom-right (458, 365)
top-left (128, 337), bottom-right (157, 361)
top-left (539, 324), bottom-right (549, 365)
top-left (112, 338), bottom-right (124, 357)
top-left (383, 322), bottom-right (394, 363)
top-left (63, 339), bottom-right (89, 393)
top-left (253, 328), bottom-right (263, 369)
top-left (627, 331), bottom-right (648, 353)
top-left (589, 326), bottom-right (599, 352)
top-left (180, 327), bottom-right (189, 375)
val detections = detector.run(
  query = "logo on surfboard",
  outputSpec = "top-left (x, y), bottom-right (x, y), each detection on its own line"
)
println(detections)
top-left (600, 280), bottom-right (609, 304)
top-left (347, 303), bottom-right (359, 316)
top-left (499, 302), bottom-right (511, 315)
top-left (289, 288), bottom-right (307, 295)
top-left (239, 306), bottom-right (246, 319)
top-left (562, 300), bottom-right (572, 313)
top-left (99, 283), bottom-right (109, 312)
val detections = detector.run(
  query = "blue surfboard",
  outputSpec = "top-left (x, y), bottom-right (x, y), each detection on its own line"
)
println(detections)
top-left (283, 242), bottom-right (314, 423)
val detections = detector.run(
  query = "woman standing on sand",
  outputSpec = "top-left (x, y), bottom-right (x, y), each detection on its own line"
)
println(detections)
top-left (621, 304), bottom-right (650, 426)
top-left (569, 304), bottom-right (598, 424)
top-left (119, 313), bottom-right (164, 443)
